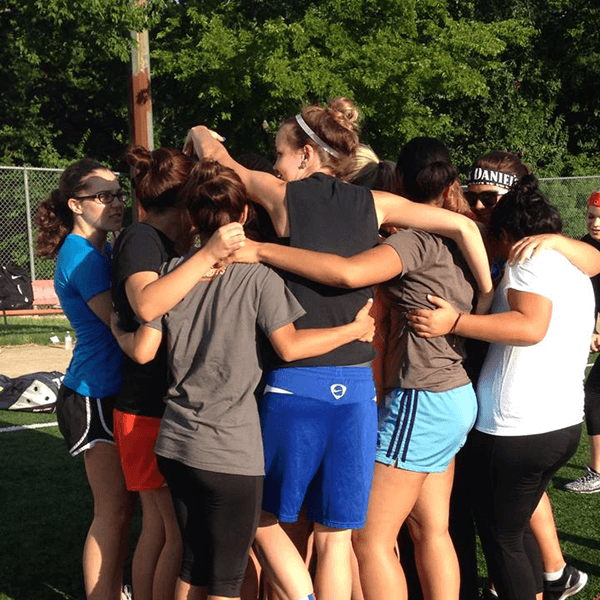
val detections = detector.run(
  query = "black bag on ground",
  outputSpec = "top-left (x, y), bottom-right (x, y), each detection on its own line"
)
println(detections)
top-left (0, 261), bottom-right (33, 309)
top-left (0, 371), bottom-right (63, 413)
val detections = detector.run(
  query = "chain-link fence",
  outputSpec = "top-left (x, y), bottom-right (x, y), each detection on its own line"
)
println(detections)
top-left (0, 165), bottom-right (599, 281)
top-left (0, 166), bottom-right (129, 281)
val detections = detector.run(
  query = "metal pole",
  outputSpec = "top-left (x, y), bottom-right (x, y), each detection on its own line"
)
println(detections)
top-left (23, 167), bottom-right (36, 281)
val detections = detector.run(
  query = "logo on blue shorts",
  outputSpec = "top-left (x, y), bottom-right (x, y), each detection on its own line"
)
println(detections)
top-left (330, 384), bottom-right (347, 399)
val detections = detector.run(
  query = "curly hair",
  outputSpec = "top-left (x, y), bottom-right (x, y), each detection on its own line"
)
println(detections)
top-left (35, 158), bottom-right (107, 258)
top-left (490, 175), bottom-right (562, 241)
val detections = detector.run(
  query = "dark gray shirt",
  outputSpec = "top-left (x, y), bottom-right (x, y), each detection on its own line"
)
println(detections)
top-left (381, 229), bottom-right (475, 393)
top-left (151, 258), bottom-right (305, 476)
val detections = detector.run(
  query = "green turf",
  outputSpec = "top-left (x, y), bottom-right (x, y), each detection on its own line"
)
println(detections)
top-left (0, 316), bottom-right (74, 346)
top-left (1, 416), bottom-right (599, 599)
top-left (0, 412), bottom-right (139, 600)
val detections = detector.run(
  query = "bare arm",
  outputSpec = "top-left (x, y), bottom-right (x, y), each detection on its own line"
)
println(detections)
top-left (87, 290), bottom-right (113, 327)
top-left (408, 289), bottom-right (552, 346)
top-left (269, 299), bottom-right (374, 362)
top-left (373, 190), bottom-right (494, 300)
top-left (110, 312), bottom-right (163, 364)
top-left (232, 240), bottom-right (403, 288)
top-left (509, 234), bottom-right (600, 276)
top-left (184, 126), bottom-right (289, 235)
top-left (126, 222), bottom-right (245, 323)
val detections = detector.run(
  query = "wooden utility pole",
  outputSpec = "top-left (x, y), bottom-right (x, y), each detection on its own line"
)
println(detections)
top-left (130, 24), bottom-right (153, 150)
top-left (129, 1), bottom-right (153, 220)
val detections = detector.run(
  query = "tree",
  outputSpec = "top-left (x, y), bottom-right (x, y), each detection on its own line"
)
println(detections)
top-left (150, 0), bottom-right (562, 173)
top-left (1, 0), bottom-right (597, 176)
top-left (0, 0), bottom-right (146, 166)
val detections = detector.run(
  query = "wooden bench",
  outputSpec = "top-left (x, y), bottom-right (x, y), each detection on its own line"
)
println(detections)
top-left (1, 279), bottom-right (63, 324)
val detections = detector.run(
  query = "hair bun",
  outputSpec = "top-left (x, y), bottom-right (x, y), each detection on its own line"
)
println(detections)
top-left (327, 97), bottom-right (360, 132)
top-left (125, 146), bottom-right (152, 181)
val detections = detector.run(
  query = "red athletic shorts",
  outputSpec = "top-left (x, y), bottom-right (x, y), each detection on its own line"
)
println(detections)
top-left (113, 410), bottom-right (165, 491)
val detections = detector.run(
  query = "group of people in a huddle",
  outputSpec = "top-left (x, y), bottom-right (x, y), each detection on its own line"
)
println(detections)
top-left (35, 96), bottom-right (600, 600)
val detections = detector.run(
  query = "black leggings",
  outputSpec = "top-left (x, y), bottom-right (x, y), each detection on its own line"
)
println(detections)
top-left (585, 357), bottom-right (600, 434)
top-left (157, 456), bottom-right (263, 597)
top-left (469, 424), bottom-right (581, 600)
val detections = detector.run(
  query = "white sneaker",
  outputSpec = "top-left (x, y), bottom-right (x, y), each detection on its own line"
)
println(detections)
top-left (564, 466), bottom-right (600, 493)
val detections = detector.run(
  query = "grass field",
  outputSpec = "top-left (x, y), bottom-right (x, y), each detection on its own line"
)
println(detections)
top-left (1, 410), bottom-right (599, 600)
top-left (0, 316), bottom-right (73, 346)
top-left (0, 410), bottom-right (140, 600)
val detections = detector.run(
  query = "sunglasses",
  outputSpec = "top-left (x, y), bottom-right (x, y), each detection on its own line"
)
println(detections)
top-left (465, 190), bottom-right (505, 208)
top-left (75, 191), bottom-right (128, 205)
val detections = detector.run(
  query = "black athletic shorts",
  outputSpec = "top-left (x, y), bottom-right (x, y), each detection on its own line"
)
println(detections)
top-left (56, 384), bottom-right (116, 456)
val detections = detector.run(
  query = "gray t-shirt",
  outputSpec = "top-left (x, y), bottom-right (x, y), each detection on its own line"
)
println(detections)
top-left (150, 258), bottom-right (305, 476)
top-left (380, 229), bottom-right (475, 393)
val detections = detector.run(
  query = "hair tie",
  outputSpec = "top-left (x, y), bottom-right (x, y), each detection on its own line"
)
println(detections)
top-left (295, 114), bottom-right (340, 158)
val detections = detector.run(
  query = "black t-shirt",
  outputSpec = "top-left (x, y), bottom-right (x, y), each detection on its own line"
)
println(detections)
top-left (280, 173), bottom-right (379, 367)
top-left (111, 223), bottom-right (178, 417)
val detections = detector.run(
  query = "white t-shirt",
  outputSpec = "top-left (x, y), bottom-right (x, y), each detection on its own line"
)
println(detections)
top-left (476, 249), bottom-right (594, 436)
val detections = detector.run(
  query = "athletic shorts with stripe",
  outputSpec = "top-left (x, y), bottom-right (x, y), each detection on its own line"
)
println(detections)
top-left (376, 383), bottom-right (477, 473)
top-left (260, 366), bottom-right (377, 529)
top-left (56, 384), bottom-right (116, 457)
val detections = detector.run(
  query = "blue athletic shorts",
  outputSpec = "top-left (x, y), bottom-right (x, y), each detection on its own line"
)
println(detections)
top-left (376, 384), bottom-right (477, 473)
top-left (261, 366), bottom-right (377, 529)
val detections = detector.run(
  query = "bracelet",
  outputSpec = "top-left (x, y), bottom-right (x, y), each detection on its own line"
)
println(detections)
top-left (449, 312), bottom-right (463, 335)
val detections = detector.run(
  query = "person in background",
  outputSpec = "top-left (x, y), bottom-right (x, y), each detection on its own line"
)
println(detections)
top-left (565, 189), bottom-right (600, 494)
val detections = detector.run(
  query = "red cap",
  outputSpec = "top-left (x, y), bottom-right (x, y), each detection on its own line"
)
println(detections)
top-left (589, 191), bottom-right (600, 208)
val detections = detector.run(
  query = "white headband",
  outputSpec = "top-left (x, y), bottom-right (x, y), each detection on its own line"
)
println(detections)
top-left (466, 167), bottom-right (517, 190)
top-left (295, 114), bottom-right (340, 158)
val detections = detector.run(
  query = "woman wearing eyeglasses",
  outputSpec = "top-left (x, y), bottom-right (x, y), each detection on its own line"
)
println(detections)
top-left (35, 159), bottom-right (133, 600)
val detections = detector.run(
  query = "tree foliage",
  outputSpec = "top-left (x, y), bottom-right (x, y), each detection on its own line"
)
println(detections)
top-left (1, 0), bottom-right (598, 176)
top-left (0, 0), bottom-right (145, 166)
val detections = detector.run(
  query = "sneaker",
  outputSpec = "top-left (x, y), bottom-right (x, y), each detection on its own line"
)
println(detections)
top-left (544, 564), bottom-right (588, 600)
top-left (564, 466), bottom-right (600, 493)
top-left (121, 584), bottom-right (133, 600)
